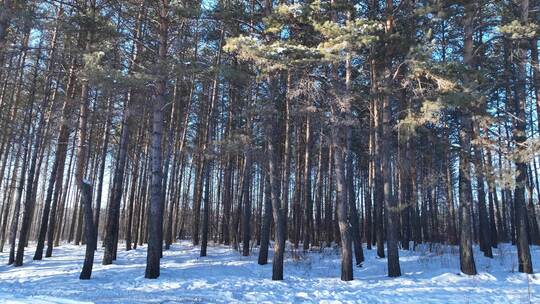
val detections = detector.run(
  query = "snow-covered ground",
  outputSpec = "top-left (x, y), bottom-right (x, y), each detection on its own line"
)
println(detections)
top-left (0, 241), bottom-right (539, 303)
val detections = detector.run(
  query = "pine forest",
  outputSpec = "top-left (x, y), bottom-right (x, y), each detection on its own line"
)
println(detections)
top-left (0, 0), bottom-right (539, 302)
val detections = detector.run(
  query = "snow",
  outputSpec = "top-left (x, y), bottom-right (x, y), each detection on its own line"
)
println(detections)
top-left (0, 241), bottom-right (539, 303)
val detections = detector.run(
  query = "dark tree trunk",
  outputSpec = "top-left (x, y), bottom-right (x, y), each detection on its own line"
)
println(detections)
top-left (94, 98), bottom-right (112, 243)
top-left (145, 1), bottom-right (168, 279)
top-left (511, 0), bottom-right (533, 275)
top-left (31, 12), bottom-right (61, 259)
top-left (302, 115), bottom-right (313, 251)
top-left (15, 47), bottom-right (44, 266)
top-left (200, 163), bottom-right (210, 257)
top-left (8, 137), bottom-right (29, 265)
top-left (258, 173), bottom-right (272, 265)
top-left (472, 142), bottom-right (492, 258)
top-left (242, 152), bottom-right (253, 256)
top-left (457, 2), bottom-right (479, 276)
top-left (266, 76), bottom-right (286, 281)
top-left (347, 132), bottom-right (364, 265)
top-left (34, 152), bottom-right (58, 260)
top-left (102, 97), bottom-right (130, 265)
top-left (332, 123), bottom-right (353, 281)
top-left (314, 131), bottom-right (324, 246)
top-left (374, 99), bottom-right (385, 258)
top-left (458, 113), bottom-right (477, 276)
top-left (445, 146), bottom-right (458, 246)
top-left (382, 95), bottom-right (400, 276)
top-left (45, 118), bottom-right (71, 257)
top-left (79, 181), bottom-right (95, 280)
top-left (125, 150), bottom-right (140, 251)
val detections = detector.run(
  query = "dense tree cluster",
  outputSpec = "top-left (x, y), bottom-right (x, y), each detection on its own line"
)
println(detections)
top-left (0, 0), bottom-right (538, 280)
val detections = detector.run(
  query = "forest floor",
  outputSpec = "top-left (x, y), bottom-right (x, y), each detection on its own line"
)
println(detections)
top-left (0, 241), bottom-right (539, 303)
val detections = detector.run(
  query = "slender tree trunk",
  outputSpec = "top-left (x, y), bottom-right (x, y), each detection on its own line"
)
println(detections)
top-left (457, 2), bottom-right (478, 276)
top-left (1, 146), bottom-right (21, 252)
top-left (382, 0), bottom-right (401, 277)
top-left (258, 172), bottom-right (272, 265)
top-left (94, 97), bottom-right (112, 241)
top-left (472, 138), bottom-right (492, 258)
top-left (241, 145), bottom-right (253, 256)
top-left (266, 75), bottom-right (286, 281)
top-left (282, 72), bottom-right (292, 228)
top-left (343, 51), bottom-right (364, 265)
top-left (15, 46), bottom-right (43, 266)
top-left (79, 181), bottom-right (95, 279)
top-left (145, 1), bottom-right (168, 279)
top-left (373, 99), bottom-right (385, 258)
top-left (8, 137), bottom-right (29, 265)
top-left (382, 94), bottom-right (400, 277)
top-left (200, 163), bottom-right (210, 257)
top-left (102, 94), bottom-right (131, 265)
top-left (347, 141), bottom-right (364, 265)
top-left (511, 0), bottom-right (533, 274)
top-left (314, 131), bottom-right (324, 247)
top-left (332, 121), bottom-right (353, 281)
top-left (5, 27), bottom-right (31, 264)
top-left (125, 130), bottom-right (142, 251)
top-left (302, 115), bottom-right (313, 251)
top-left (32, 9), bottom-right (61, 259)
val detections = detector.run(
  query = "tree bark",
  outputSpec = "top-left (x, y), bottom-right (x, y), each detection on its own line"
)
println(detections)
top-left (258, 173), bottom-right (272, 265)
top-left (79, 181), bottom-right (95, 279)
top-left (332, 122), bottom-right (353, 281)
top-left (457, 2), bottom-right (479, 276)
top-left (511, 0), bottom-right (533, 274)
top-left (15, 46), bottom-right (43, 266)
top-left (102, 95), bottom-right (131, 265)
top-left (266, 75), bottom-right (286, 281)
top-left (145, 0), bottom-right (168, 279)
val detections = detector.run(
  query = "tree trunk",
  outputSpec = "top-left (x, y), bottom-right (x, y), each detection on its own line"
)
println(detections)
top-left (258, 173), bottom-right (272, 265)
top-left (332, 123), bottom-right (353, 281)
top-left (15, 46), bottom-right (43, 266)
top-left (303, 115), bottom-right (313, 251)
top-left (373, 98), bottom-right (385, 258)
top-left (457, 2), bottom-right (479, 276)
top-left (79, 181), bottom-right (95, 280)
top-left (95, 97), bottom-right (112, 242)
top-left (511, 0), bottom-right (533, 274)
top-left (266, 75), bottom-right (286, 281)
top-left (241, 149), bottom-right (253, 256)
top-left (382, 96), bottom-right (400, 276)
top-left (102, 95), bottom-right (131, 265)
top-left (200, 163), bottom-right (210, 257)
top-left (145, 1), bottom-right (168, 279)
top-left (472, 139), bottom-right (492, 258)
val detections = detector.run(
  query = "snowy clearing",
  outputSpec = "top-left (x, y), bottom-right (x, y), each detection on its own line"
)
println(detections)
top-left (0, 242), bottom-right (539, 303)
